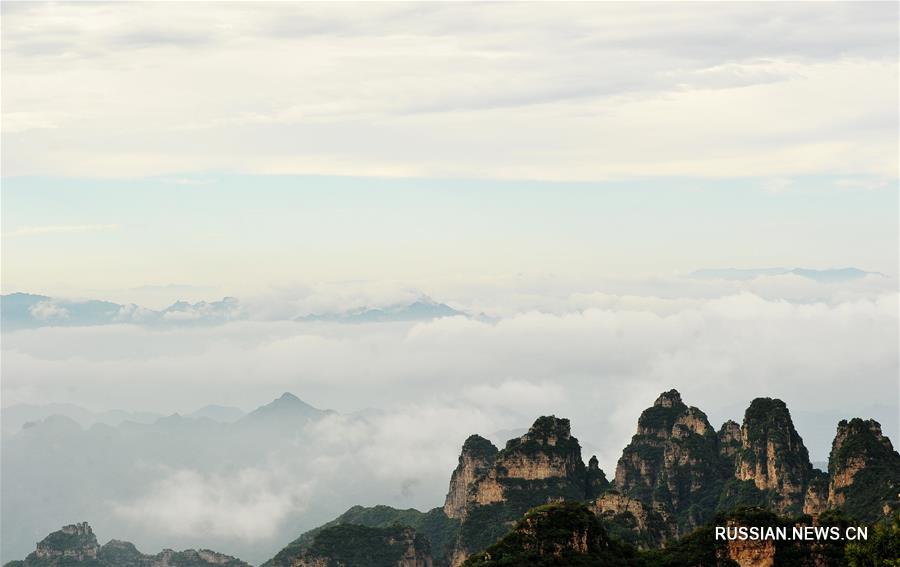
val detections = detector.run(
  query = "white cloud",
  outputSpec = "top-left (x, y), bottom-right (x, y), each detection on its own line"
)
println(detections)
top-left (2, 3), bottom-right (896, 180)
top-left (112, 467), bottom-right (313, 541)
top-left (28, 301), bottom-right (69, 320)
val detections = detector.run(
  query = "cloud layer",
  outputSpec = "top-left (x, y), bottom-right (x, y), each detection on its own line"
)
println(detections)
top-left (2, 2), bottom-right (897, 179)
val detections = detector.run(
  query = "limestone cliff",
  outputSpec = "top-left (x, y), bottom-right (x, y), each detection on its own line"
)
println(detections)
top-left (735, 397), bottom-right (813, 515)
top-left (448, 416), bottom-right (595, 566)
top-left (588, 491), bottom-right (676, 548)
top-left (827, 418), bottom-right (900, 521)
top-left (443, 435), bottom-right (498, 519)
top-left (718, 420), bottom-right (742, 461)
top-left (614, 389), bottom-right (725, 534)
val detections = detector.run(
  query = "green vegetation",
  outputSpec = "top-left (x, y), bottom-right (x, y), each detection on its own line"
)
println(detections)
top-left (830, 419), bottom-right (900, 523)
top-left (263, 505), bottom-right (459, 567)
top-left (463, 502), bottom-right (640, 567)
top-left (845, 514), bottom-right (900, 567)
top-left (462, 435), bottom-right (500, 461)
top-left (299, 524), bottom-right (429, 567)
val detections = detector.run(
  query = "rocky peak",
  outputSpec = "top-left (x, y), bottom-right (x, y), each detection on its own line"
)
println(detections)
top-left (614, 391), bottom-right (723, 535)
top-left (444, 435), bottom-right (499, 519)
top-left (585, 455), bottom-right (609, 499)
top-left (16, 523), bottom-right (251, 566)
top-left (448, 416), bottom-right (592, 566)
top-left (34, 522), bottom-right (100, 561)
top-left (827, 418), bottom-right (900, 520)
top-left (735, 397), bottom-right (813, 514)
top-left (495, 416), bottom-right (584, 480)
top-left (654, 389), bottom-right (683, 408)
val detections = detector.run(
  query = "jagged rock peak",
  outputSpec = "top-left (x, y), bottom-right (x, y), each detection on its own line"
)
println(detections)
top-left (614, 390), bottom-right (722, 536)
top-left (832, 418), bottom-right (894, 460)
top-left (444, 435), bottom-right (499, 519)
top-left (654, 389), bottom-right (684, 408)
top-left (509, 415), bottom-right (572, 447)
top-left (33, 522), bottom-right (100, 562)
top-left (736, 397), bottom-right (812, 514)
top-left (827, 417), bottom-right (900, 520)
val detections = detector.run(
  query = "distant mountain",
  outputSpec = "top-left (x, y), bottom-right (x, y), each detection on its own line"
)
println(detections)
top-left (188, 404), bottom-right (245, 422)
top-left (297, 297), bottom-right (465, 323)
top-left (1, 392), bottom-right (333, 563)
top-left (1, 402), bottom-right (161, 437)
top-left (689, 267), bottom-right (885, 282)
top-left (239, 392), bottom-right (331, 427)
top-left (1, 293), bottom-right (465, 331)
top-left (3, 522), bottom-right (250, 567)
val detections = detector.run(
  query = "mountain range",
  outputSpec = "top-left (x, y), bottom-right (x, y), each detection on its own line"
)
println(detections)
top-left (0, 293), bottom-right (465, 330)
top-left (7, 389), bottom-right (898, 566)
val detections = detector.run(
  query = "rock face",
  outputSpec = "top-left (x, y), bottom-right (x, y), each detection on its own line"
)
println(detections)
top-left (7, 522), bottom-right (250, 567)
top-left (826, 418), bottom-right (900, 521)
top-left (292, 524), bottom-right (432, 567)
top-left (614, 390), bottom-right (725, 535)
top-left (443, 435), bottom-right (498, 519)
top-left (735, 398), bottom-right (814, 515)
top-left (588, 491), bottom-right (676, 548)
top-left (447, 416), bottom-right (597, 566)
top-left (718, 420), bottom-right (742, 460)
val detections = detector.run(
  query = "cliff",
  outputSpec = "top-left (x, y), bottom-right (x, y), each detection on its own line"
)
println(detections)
top-left (735, 398), bottom-right (814, 515)
top-left (614, 390), bottom-right (726, 535)
top-left (443, 435), bottom-right (498, 520)
top-left (448, 416), bottom-right (596, 565)
top-left (827, 418), bottom-right (900, 521)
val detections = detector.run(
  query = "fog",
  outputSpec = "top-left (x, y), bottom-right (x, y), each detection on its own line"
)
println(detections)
top-left (2, 272), bottom-right (897, 564)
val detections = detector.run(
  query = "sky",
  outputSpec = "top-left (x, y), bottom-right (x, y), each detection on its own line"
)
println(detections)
top-left (1, 2), bottom-right (899, 560)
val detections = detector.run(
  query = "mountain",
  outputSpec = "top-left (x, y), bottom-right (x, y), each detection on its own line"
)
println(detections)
top-left (0, 293), bottom-right (124, 330)
top-left (7, 390), bottom-right (900, 566)
top-left (734, 397), bottom-right (814, 515)
top-left (446, 416), bottom-right (598, 565)
top-left (1, 293), bottom-right (466, 330)
top-left (2, 522), bottom-right (250, 567)
top-left (1, 392), bottom-right (332, 564)
top-left (1, 403), bottom-right (162, 437)
top-left (613, 390), bottom-right (724, 536)
top-left (825, 418), bottom-right (900, 521)
top-left (187, 404), bottom-right (245, 422)
top-left (297, 297), bottom-right (464, 323)
top-left (689, 267), bottom-right (884, 282)
top-left (269, 390), bottom-right (900, 567)
top-left (239, 392), bottom-right (330, 426)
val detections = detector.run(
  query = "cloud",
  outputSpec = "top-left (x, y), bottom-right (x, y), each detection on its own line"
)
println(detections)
top-left (28, 301), bottom-right (69, 320)
top-left (2, 3), bottom-right (896, 179)
top-left (112, 467), bottom-right (313, 541)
